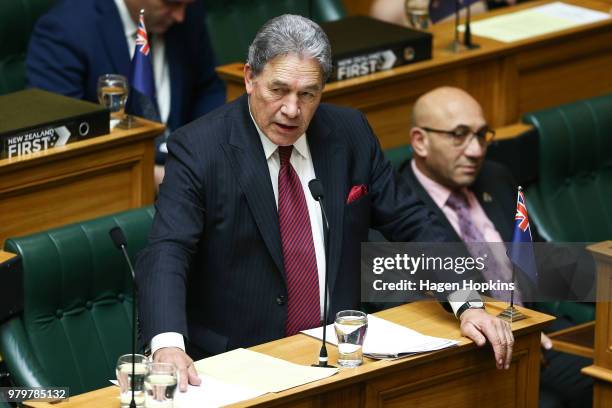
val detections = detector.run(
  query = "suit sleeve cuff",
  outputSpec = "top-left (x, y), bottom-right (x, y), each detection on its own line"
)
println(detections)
top-left (150, 332), bottom-right (185, 356)
top-left (447, 290), bottom-right (483, 317)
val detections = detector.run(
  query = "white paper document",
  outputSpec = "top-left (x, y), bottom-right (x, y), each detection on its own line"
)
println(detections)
top-left (302, 314), bottom-right (458, 359)
top-left (174, 375), bottom-right (266, 408)
top-left (110, 377), bottom-right (264, 408)
top-left (459, 2), bottom-right (610, 42)
top-left (194, 348), bottom-right (338, 394)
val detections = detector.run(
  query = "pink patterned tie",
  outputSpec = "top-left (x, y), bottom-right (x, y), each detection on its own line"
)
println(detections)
top-left (278, 146), bottom-right (321, 335)
top-left (446, 191), bottom-right (522, 304)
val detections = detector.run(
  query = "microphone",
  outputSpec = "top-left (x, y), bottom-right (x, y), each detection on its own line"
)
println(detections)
top-left (109, 226), bottom-right (138, 408)
top-left (308, 179), bottom-right (334, 368)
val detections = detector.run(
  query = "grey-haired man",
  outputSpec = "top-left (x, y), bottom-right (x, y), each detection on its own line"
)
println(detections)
top-left (136, 14), bottom-right (513, 390)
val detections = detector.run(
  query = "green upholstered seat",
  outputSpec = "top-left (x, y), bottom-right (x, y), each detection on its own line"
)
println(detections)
top-left (0, 0), bottom-right (55, 95)
top-left (205, 0), bottom-right (346, 66)
top-left (0, 206), bottom-right (154, 395)
top-left (523, 93), bottom-right (612, 242)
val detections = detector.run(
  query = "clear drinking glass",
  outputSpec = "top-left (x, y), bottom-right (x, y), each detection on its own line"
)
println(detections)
top-left (116, 353), bottom-right (148, 407)
top-left (334, 310), bottom-right (368, 367)
top-left (405, 0), bottom-right (430, 30)
top-left (145, 362), bottom-right (178, 408)
top-left (97, 74), bottom-right (128, 128)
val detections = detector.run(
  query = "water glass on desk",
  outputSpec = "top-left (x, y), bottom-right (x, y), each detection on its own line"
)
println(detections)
top-left (116, 353), bottom-right (148, 407)
top-left (97, 74), bottom-right (128, 129)
top-left (145, 362), bottom-right (177, 408)
top-left (334, 310), bottom-right (368, 367)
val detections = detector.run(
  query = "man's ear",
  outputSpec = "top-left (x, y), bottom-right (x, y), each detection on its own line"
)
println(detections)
top-left (410, 127), bottom-right (428, 158)
top-left (244, 64), bottom-right (255, 94)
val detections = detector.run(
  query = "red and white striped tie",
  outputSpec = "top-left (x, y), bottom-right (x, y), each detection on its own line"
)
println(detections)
top-left (277, 145), bottom-right (320, 336)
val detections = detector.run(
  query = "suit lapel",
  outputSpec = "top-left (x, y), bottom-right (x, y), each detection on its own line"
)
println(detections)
top-left (473, 178), bottom-right (513, 241)
top-left (307, 111), bottom-right (348, 296)
top-left (401, 163), bottom-right (462, 241)
top-left (223, 96), bottom-right (285, 277)
top-left (96, 0), bottom-right (131, 76)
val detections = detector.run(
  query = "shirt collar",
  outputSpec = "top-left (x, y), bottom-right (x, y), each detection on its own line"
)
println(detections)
top-left (114, 0), bottom-right (138, 39)
top-left (411, 159), bottom-right (470, 209)
top-left (248, 101), bottom-right (309, 161)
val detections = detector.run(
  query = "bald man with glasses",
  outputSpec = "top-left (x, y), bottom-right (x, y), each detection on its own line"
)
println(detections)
top-left (399, 86), bottom-right (593, 408)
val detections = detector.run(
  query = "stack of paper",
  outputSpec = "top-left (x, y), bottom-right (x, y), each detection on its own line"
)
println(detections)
top-left (302, 314), bottom-right (458, 359)
top-left (458, 2), bottom-right (611, 43)
top-left (194, 348), bottom-right (338, 393)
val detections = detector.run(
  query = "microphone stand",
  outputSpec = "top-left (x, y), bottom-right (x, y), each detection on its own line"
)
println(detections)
top-left (110, 227), bottom-right (138, 408)
top-left (308, 180), bottom-right (334, 368)
top-left (464, 3), bottom-right (480, 49)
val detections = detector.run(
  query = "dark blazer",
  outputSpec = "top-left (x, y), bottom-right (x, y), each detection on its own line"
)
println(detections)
top-left (26, 0), bottom-right (225, 132)
top-left (399, 160), bottom-right (518, 242)
top-left (398, 160), bottom-right (588, 300)
top-left (135, 95), bottom-right (451, 357)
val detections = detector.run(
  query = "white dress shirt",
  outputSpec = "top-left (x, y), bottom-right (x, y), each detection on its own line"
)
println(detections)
top-left (113, 0), bottom-right (170, 124)
top-left (150, 105), bottom-right (327, 355)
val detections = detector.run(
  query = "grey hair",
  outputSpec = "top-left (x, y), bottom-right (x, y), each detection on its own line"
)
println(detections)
top-left (247, 14), bottom-right (332, 82)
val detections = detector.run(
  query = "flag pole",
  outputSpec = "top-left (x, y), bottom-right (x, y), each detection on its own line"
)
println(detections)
top-left (499, 186), bottom-right (527, 322)
top-left (463, 2), bottom-right (480, 49)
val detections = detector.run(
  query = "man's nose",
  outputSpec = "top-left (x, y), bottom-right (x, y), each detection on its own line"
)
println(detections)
top-left (464, 134), bottom-right (485, 157)
top-left (281, 95), bottom-right (300, 118)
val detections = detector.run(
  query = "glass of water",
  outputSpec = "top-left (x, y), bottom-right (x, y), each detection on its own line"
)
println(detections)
top-left (116, 353), bottom-right (148, 407)
top-left (145, 362), bottom-right (178, 408)
top-left (404, 0), bottom-right (430, 30)
top-left (334, 310), bottom-right (368, 367)
top-left (97, 74), bottom-right (128, 129)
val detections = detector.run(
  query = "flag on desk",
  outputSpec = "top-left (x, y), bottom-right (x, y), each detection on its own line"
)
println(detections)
top-left (429, 0), bottom-right (481, 23)
top-left (126, 9), bottom-right (160, 123)
top-left (508, 187), bottom-right (538, 284)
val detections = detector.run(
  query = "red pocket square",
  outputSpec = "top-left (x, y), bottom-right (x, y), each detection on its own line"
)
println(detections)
top-left (347, 184), bottom-right (368, 204)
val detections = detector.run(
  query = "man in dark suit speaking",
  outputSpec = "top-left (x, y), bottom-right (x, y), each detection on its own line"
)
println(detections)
top-left (136, 15), bottom-right (513, 391)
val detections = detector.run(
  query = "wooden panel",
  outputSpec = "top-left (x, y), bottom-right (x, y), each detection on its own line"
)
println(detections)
top-left (26, 301), bottom-right (553, 408)
top-left (0, 119), bottom-right (162, 244)
top-left (584, 241), bottom-right (612, 406)
top-left (342, 0), bottom-right (375, 16)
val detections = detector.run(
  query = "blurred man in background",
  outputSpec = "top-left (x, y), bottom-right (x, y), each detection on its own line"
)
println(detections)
top-left (27, 0), bottom-right (226, 186)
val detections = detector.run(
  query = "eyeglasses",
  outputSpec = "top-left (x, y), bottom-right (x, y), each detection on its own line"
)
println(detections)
top-left (420, 125), bottom-right (495, 147)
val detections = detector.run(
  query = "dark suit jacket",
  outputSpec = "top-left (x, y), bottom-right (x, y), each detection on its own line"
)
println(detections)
top-left (135, 95), bottom-right (451, 357)
top-left (26, 0), bottom-right (225, 132)
top-left (398, 160), bottom-right (587, 301)
top-left (399, 160), bottom-right (518, 242)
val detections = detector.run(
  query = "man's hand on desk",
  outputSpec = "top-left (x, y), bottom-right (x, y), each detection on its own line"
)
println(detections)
top-left (459, 308), bottom-right (514, 370)
top-left (153, 347), bottom-right (201, 392)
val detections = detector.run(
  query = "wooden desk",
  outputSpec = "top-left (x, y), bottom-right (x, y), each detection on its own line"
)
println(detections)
top-left (0, 118), bottom-right (163, 245)
top-left (583, 241), bottom-right (612, 407)
top-left (26, 301), bottom-right (553, 408)
top-left (217, 0), bottom-right (612, 149)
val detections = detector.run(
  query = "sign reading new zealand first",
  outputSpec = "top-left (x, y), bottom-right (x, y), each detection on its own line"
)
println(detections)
top-left (0, 89), bottom-right (109, 159)
top-left (4, 126), bottom-right (72, 158)
top-left (321, 16), bottom-right (432, 83)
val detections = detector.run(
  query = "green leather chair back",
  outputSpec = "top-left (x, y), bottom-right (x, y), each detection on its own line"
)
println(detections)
top-left (0, 0), bottom-right (56, 95)
top-left (523, 93), bottom-right (612, 242)
top-left (384, 145), bottom-right (412, 170)
top-left (205, 0), bottom-right (346, 66)
top-left (0, 206), bottom-right (155, 395)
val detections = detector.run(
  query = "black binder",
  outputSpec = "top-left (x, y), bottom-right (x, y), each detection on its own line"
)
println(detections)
top-left (321, 16), bottom-right (432, 82)
top-left (0, 89), bottom-right (109, 159)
